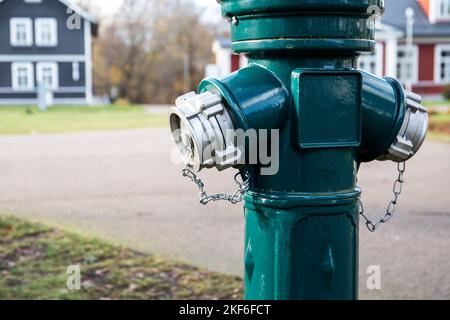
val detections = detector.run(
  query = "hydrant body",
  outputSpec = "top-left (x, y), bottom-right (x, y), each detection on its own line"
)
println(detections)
top-left (200, 66), bottom-right (363, 300)
top-left (170, 0), bottom-right (428, 300)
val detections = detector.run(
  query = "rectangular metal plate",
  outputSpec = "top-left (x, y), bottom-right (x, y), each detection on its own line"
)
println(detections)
top-left (292, 70), bottom-right (362, 149)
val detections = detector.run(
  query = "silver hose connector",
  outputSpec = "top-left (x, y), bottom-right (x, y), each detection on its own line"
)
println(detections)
top-left (169, 91), bottom-right (241, 172)
top-left (379, 91), bottom-right (428, 162)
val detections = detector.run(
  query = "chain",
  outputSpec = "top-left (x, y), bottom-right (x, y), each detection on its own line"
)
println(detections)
top-left (359, 162), bottom-right (406, 232)
top-left (181, 156), bottom-right (406, 223)
top-left (182, 164), bottom-right (250, 206)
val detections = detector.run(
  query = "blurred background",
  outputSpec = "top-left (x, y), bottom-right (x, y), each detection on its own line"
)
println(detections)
top-left (0, 0), bottom-right (449, 300)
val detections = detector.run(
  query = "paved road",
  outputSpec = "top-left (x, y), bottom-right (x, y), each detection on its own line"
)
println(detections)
top-left (0, 128), bottom-right (448, 299)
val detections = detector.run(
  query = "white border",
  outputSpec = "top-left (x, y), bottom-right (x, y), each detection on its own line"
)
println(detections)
top-left (35, 18), bottom-right (58, 47)
top-left (436, 0), bottom-right (450, 21)
top-left (0, 98), bottom-right (89, 105)
top-left (430, 0), bottom-right (437, 23)
top-left (36, 62), bottom-right (59, 90)
top-left (11, 62), bottom-right (34, 91)
top-left (358, 42), bottom-right (384, 77)
top-left (385, 37), bottom-right (399, 77)
top-left (0, 86), bottom-right (85, 93)
top-left (434, 43), bottom-right (450, 84)
top-left (397, 44), bottom-right (419, 84)
top-left (72, 62), bottom-right (80, 81)
top-left (10, 18), bottom-right (33, 47)
top-left (0, 55), bottom-right (85, 62)
top-left (84, 19), bottom-right (93, 105)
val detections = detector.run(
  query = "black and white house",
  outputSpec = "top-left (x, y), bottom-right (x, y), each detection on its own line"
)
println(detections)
top-left (0, 0), bottom-right (97, 105)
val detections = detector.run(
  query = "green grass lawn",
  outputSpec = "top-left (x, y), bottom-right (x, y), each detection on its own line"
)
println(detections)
top-left (423, 99), bottom-right (450, 108)
top-left (0, 105), bottom-right (168, 135)
top-left (429, 112), bottom-right (450, 123)
top-left (0, 216), bottom-right (243, 300)
top-left (1, 103), bottom-right (448, 144)
top-left (428, 112), bottom-right (450, 142)
top-left (413, 101), bottom-right (450, 142)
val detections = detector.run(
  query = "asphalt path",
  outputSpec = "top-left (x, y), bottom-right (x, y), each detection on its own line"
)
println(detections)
top-left (0, 128), bottom-right (448, 299)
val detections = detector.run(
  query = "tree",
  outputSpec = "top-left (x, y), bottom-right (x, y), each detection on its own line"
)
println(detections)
top-left (92, 0), bottom-right (214, 104)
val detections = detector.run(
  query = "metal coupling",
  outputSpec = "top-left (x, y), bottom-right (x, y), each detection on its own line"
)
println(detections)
top-left (379, 91), bottom-right (428, 162)
top-left (169, 91), bottom-right (241, 172)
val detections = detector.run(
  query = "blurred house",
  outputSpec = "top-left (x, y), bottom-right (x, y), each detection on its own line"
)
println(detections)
top-left (365, 0), bottom-right (450, 98)
top-left (0, 0), bottom-right (97, 105)
top-left (207, 0), bottom-right (450, 99)
top-left (205, 37), bottom-right (248, 79)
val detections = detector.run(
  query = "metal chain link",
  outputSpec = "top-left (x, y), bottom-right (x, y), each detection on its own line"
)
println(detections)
top-left (181, 154), bottom-right (406, 224)
top-left (359, 162), bottom-right (406, 232)
top-left (182, 164), bottom-right (250, 206)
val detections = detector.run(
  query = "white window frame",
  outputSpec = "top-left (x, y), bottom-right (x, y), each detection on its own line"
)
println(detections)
top-left (11, 62), bottom-right (34, 91)
top-left (396, 44), bottom-right (419, 85)
top-left (358, 42), bottom-right (384, 77)
top-left (35, 18), bottom-right (58, 47)
top-left (10, 18), bottom-right (33, 47)
top-left (437, 0), bottom-right (450, 20)
top-left (36, 62), bottom-right (59, 90)
top-left (435, 44), bottom-right (450, 84)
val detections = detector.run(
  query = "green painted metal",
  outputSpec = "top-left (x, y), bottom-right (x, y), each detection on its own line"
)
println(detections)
top-left (199, 64), bottom-right (289, 132)
top-left (358, 71), bottom-right (407, 162)
top-left (195, 0), bottom-right (406, 300)
top-left (291, 69), bottom-right (363, 149)
top-left (219, 0), bottom-right (384, 53)
top-left (201, 62), bottom-right (362, 299)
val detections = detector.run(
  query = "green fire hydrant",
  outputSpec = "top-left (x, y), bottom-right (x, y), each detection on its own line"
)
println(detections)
top-left (169, 0), bottom-right (428, 300)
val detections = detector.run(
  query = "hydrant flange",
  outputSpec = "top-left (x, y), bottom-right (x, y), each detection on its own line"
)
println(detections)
top-left (379, 92), bottom-right (428, 162)
top-left (170, 91), bottom-right (241, 172)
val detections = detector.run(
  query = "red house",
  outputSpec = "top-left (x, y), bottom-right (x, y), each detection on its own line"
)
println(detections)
top-left (206, 0), bottom-right (450, 99)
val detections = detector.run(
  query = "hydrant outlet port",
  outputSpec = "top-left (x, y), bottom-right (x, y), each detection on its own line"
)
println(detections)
top-left (358, 71), bottom-right (428, 163)
top-left (169, 112), bottom-right (196, 167)
top-left (379, 91), bottom-right (428, 162)
top-left (169, 91), bottom-right (241, 172)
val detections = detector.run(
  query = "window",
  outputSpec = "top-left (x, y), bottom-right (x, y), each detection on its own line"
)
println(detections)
top-left (358, 43), bottom-right (383, 76)
top-left (396, 45), bottom-right (419, 84)
top-left (10, 18), bottom-right (33, 47)
top-left (437, 0), bottom-right (450, 19)
top-left (35, 18), bottom-right (57, 47)
top-left (436, 45), bottom-right (450, 84)
top-left (72, 62), bottom-right (80, 81)
top-left (12, 63), bottom-right (34, 91)
top-left (36, 62), bottom-right (59, 90)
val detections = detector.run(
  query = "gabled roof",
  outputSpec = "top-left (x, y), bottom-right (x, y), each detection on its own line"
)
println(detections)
top-left (381, 0), bottom-right (450, 37)
top-left (0, 0), bottom-right (97, 24)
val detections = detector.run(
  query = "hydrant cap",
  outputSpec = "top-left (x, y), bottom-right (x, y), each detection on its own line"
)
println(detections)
top-left (218, 0), bottom-right (385, 54)
top-left (169, 105), bottom-right (201, 169)
top-left (219, 0), bottom-right (385, 14)
top-left (169, 91), bottom-right (241, 172)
